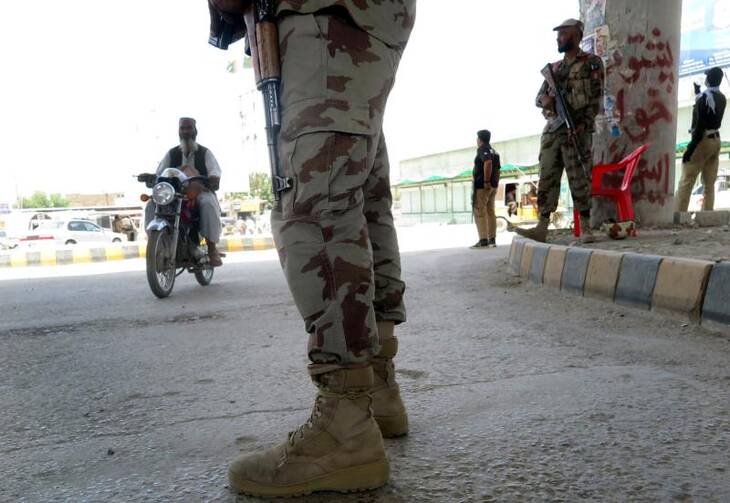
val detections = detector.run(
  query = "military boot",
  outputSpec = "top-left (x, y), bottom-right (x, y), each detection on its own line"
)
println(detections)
top-left (513, 215), bottom-right (549, 243)
top-left (371, 321), bottom-right (409, 438)
top-left (579, 215), bottom-right (596, 244)
top-left (228, 365), bottom-right (389, 498)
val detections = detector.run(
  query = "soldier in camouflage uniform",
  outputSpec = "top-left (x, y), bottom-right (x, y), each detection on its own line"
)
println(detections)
top-left (208, 0), bottom-right (414, 497)
top-left (515, 18), bottom-right (603, 243)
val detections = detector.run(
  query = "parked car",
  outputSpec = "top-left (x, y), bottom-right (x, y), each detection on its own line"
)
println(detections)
top-left (19, 219), bottom-right (127, 246)
top-left (689, 175), bottom-right (730, 211)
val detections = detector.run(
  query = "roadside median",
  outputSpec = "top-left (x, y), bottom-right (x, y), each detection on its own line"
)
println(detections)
top-left (509, 236), bottom-right (725, 328)
top-left (0, 236), bottom-right (275, 268)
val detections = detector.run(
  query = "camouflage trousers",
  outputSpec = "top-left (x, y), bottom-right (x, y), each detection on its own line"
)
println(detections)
top-left (537, 130), bottom-right (593, 214)
top-left (271, 11), bottom-right (407, 364)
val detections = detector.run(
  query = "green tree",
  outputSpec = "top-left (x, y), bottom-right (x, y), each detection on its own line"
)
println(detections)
top-left (249, 173), bottom-right (273, 206)
top-left (227, 192), bottom-right (248, 200)
top-left (20, 191), bottom-right (69, 209)
top-left (49, 193), bottom-right (70, 208)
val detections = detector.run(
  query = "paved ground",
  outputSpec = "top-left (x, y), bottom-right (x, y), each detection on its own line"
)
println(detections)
top-left (2, 229), bottom-right (730, 502)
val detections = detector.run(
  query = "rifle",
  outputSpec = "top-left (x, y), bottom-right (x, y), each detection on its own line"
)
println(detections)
top-left (231, 1), bottom-right (293, 200)
top-left (541, 63), bottom-right (591, 182)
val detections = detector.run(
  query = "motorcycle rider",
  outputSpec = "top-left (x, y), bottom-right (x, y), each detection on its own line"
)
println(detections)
top-left (145, 117), bottom-right (224, 266)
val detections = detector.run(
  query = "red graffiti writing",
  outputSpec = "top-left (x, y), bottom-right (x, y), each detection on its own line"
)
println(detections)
top-left (620, 34), bottom-right (674, 85)
top-left (627, 34), bottom-right (645, 44)
top-left (630, 153), bottom-right (671, 203)
top-left (614, 88), bottom-right (674, 143)
top-left (628, 99), bottom-right (673, 142)
top-left (601, 26), bottom-right (678, 209)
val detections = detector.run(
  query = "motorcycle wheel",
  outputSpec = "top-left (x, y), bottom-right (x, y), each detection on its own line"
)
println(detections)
top-left (194, 264), bottom-right (214, 286)
top-left (146, 229), bottom-right (176, 298)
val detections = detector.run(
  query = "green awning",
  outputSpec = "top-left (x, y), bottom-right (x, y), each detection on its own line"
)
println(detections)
top-left (396, 163), bottom-right (539, 187)
top-left (396, 175), bottom-right (448, 187)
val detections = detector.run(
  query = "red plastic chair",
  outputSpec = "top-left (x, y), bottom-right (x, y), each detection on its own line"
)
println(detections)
top-left (573, 143), bottom-right (650, 237)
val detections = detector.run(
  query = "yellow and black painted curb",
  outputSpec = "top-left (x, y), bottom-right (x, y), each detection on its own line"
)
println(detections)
top-left (0, 236), bottom-right (274, 268)
top-left (508, 236), bottom-right (730, 328)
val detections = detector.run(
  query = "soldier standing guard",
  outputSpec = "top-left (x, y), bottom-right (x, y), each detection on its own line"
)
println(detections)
top-left (208, 0), bottom-right (415, 497)
top-left (515, 18), bottom-right (604, 243)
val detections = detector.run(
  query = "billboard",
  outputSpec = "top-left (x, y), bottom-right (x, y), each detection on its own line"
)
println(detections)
top-left (680, 0), bottom-right (730, 76)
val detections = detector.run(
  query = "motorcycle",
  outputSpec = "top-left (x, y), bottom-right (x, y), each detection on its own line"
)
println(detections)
top-left (137, 169), bottom-right (215, 298)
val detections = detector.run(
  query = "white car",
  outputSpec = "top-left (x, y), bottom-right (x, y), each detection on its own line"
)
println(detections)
top-left (20, 219), bottom-right (127, 247)
top-left (689, 176), bottom-right (730, 211)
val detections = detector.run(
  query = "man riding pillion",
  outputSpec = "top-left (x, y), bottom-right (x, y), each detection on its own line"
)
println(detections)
top-left (515, 19), bottom-right (603, 243)
top-left (145, 117), bottom-right (224, 266)
top-left (207, 0), bottom-right (415, 497)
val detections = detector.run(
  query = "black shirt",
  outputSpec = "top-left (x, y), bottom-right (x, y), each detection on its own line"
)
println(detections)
top-left (687, 90), bottom-right (726, 158)
top-left (473, 145), bottom-right (501, 189)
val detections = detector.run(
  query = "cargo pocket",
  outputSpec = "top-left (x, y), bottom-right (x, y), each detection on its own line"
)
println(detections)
top-left (282, 98), bottom-right (373, 218)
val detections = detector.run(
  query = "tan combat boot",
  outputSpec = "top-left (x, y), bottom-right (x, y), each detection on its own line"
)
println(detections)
top-left (228, 365), bottom-right (389, 498)
top-left (372, 321), bottom-right (409, 438)
top-left (579, 215), bottom-right (596, 244)
top-left (513, 215), bottom-right (549, 242)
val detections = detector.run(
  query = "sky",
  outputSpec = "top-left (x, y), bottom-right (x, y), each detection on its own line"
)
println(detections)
top-left (0, 0), bottom-right (579, 204)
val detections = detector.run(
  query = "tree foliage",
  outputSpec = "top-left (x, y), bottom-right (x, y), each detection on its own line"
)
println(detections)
top-left (19, 192), bottom-right (70, 209)
top-left (248, 173), bottom-right (273, 206)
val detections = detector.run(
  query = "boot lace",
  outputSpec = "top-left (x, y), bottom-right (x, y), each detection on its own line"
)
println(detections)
top-left (286, 387), bottom-right (367, 447)
top-left (287, 391), bottom-right (327, 446)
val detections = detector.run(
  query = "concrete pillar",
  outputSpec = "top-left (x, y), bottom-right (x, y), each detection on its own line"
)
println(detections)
top-left (580, 0), bottom-right (682, 225)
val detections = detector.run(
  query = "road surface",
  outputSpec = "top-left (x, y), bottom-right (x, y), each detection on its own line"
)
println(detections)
top-left (2, 232), bottom-right (730, 501)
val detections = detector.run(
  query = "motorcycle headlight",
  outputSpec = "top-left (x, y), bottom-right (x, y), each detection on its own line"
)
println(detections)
top-left (152, 182), bottom-right (176, 206)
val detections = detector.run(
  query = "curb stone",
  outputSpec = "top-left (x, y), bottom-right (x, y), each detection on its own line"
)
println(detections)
top-left (615, 253), bottom-right (663, 310)
top-left (0, 236), bottom-right (274, 268)
top-left (561, 247), bottom-right (593, 296)
top-left (520, 242), bottom-right (536, 279)
top-left (528, 244), bottom-right (551, 284)
top-left (510, 239), bottom-right (526, 275)
top-left (694, 210), bottom-right (730, 227)
top-left (652, 257), bottom-right (713, 320)
top-left (701, 262), bottom-right (730, 326)
top-left (507, 237), bottom-right (729, 329)
top-left (543, 246), bottom-right (568, 289)
top-left (584, 250), bottom-right (624, 301)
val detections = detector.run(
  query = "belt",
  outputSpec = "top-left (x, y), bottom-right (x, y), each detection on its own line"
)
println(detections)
top-left (706, 131), bottom-right (720, 139)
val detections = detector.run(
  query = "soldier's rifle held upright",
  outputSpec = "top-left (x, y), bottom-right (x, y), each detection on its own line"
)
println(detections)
top-left (541, 63), bottom-right (591, 182)
top-left (242, 0), bottom-right (292, 200)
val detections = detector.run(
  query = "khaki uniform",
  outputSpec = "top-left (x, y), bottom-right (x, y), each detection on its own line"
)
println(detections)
top-left (272, 1), bottom-right (415, 364)
top-left (676, 136), bottom-right (721, 211)
top-left (535, 50), bottom-right (603, 215)
top-left (675, 87), bottom-right (726, 212)
top-left (474, 189), bottom-right (497, 240)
